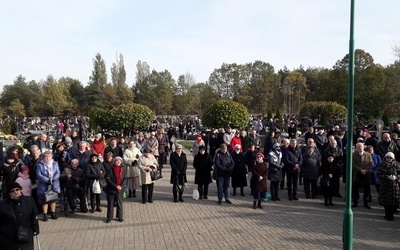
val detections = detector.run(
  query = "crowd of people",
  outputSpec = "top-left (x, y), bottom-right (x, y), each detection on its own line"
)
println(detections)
top-left (1, 120), bottom-right (400, 248)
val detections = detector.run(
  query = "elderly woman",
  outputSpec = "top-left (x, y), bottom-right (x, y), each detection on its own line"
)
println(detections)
top-left (0, 182), bottom-right (40, 249)
top-left (138, 147), bottom-right (158, 204)
top-left (193, 145), bottom-right (213, 199)
top-left (85, 153), bottom-right (106, 213)
top-left (231, 144), bottom-right (247, 196)
top-left (104, 156), bottom-right (126, 223)
top-left (36, 150), bottom-right (60, 221)
top-left (123, 140), bottom-right (142, 198)
top-left (377, 152), bottom-right (400, 221)
top-left (251, 153), bottom-right (268, 209)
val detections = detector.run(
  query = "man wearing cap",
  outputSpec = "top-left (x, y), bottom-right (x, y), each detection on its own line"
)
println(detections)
top-left (170, 144), bottom-right (188, 202)
top-left (283, 139), bottom-right (303, 201)
top-left (214, 143), bottom-right (235, 205)
top-left (352, 142), bottom-right (373, 209)
top-left (0, 182), bottom-right (39, 249)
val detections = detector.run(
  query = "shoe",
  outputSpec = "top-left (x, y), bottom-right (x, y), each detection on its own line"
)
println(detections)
top-left (306, 196), bottom-right (310, 199)
top-left (257, 200), bottom-right (263, 209)
top-left (204, 196), bottom-right (208, 199)
top-left (70, 209), bottom-right (76, 214)
top-left (324, 203), bottom-right (329, 207)
top-left (106, 219), bottom-right (111, 223)
top-left (253, 201), bottom-right (257, 209)
top-left (132, 190), bottom-right (136, 198)
top-left (226, 200), bottom-right (232, 204)
top-left (217, 201), bottom-right (222, 205)
top-left (364, 204), bottom-right (372, 209)
top-left (90, 209), bottom-right (95, 213)
top-left (43, 214), bottom-right (48, 222)
top-left (288, 197), bottom-right (293, 201)
top-left (293, 197), bottom-right (299, 201)
top-left (81, 210), bottom-right (88, 213)
top-left (276, 197), bottom-right (281, 201)
top-left (51, 212), bottom-right (58, 220)
top-left (128, 190), bottom-right (133, 198)
top-left (118, 218), bottom-right (124, 222)
top-left (241, 193), bottom-right (245, 197)
top-left (148, 200), bottom-right (153, 203)
top-left (96, 208), bottom-right (102, 212)
top-left (271, 198), bottom-right (276, 201)
top-left (199, 196), bottom-right (203, 200)
top-left (142, 201), bottom-right (147, 204)
top-left (179, 197), bottom-right (184, 202)
top-left (329, 203), bottom-right (335, 206)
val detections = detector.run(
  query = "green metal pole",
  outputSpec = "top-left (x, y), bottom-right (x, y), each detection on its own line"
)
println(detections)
top-left (343, 0), bottom-right (355, 249)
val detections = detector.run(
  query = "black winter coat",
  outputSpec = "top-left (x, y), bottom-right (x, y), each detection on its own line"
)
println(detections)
top-left (214, 151), bottom-right (235, 178)
top-left (85, 160), bottom-right (106, 190)
top-left (193, 152), bottom-right (213, 185)
top-left (104, 165), bottom-right (126, 195)
top-left (170, 152), bottom-right (188, 184)
top-left (284, 146), bottom-right (303, 174)
top-left (231, 151), bottom-right (247, 188)
top-left (0, 195), bottom-right (39, 250)
top-left (301, 152), bottom-right (321, 180)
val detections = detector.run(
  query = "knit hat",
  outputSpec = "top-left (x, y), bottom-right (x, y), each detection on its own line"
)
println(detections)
top-left (65, 137), bottom-right (72, 143)
top-left (143, 147), bottom-right (152, 153)
top-left (6, 153), bottom-right (16, 160)
top-left (256, 152), bottom-right (265, 158)
top-left (8, 182), bottom-right (22, 192)
top-left (21, 167), bottom-right (30, 173)
top-left (273, 142), bottom-right (281, 148)
top-left (385, 152), bottom-right (395, 159)
top-left (199, 145), bottom-right (206, 151)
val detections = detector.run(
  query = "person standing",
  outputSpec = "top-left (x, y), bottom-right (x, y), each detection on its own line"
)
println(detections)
top-left (104, 157), bottom-right (126, 223)
top-left (214, 143), bottom-right (235, 205)
top-left (283, 139), bottom-right (303, 201)
top-left (352, 142), bottom-right (373, 209)
top-left (156, 129), bottom-right (168, 173)
top-left (193, 146), bottom-right (213, 199)
top-left (251, 153), bottom-right (268, 209)
top-left (377, 152), bottom-right (400, 221)
top-left (301, 146), bottom-right (321, 199)
top-left (138, 148), bottom-right (158, 204)
top-left (231, 144), bottom-right (247, 196)
top-left (36, 151), bottom-right (61, 221)
top-left (105, 138), bottom-right (123, 158)
top-left (123, 140), bottom-right (142, 198)
top-left (170, 144), bottom-right (188, 202)
top-left (85, 154), bottom-right (106, 213)
top-left (268, 143), bottom-right (284, 201)
top-left (0, 182), bottom-right (40, 249)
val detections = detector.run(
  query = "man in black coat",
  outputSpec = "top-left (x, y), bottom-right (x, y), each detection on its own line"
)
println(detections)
top-left (283, 139), bottom-right (303, 200)
top-left (214, 143), bottom-right (235, 205)
top-left (170, 144), bottom-right (188, 202)
top-left (0, 182), bottom-right (39, 250)
top-left (105, 138), bottom-right (123, 158)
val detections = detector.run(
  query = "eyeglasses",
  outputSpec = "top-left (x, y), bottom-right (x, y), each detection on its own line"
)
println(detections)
top-left (10, 189), bottom-right (21, 193)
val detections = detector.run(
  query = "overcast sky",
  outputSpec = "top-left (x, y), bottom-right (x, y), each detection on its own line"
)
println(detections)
top-left (1, 0), bottom-right (399, 90)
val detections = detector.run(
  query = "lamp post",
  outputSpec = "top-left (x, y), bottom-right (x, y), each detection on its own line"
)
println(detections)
top-left (343, 0), bottom-right (355, 249)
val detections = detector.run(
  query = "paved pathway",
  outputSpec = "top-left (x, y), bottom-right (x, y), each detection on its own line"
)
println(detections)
top-left (38, 147), bottom-right (400, 250)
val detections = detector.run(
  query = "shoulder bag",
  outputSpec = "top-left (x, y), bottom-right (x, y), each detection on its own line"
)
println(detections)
top-left (44, 184), bottom-right (59, 203)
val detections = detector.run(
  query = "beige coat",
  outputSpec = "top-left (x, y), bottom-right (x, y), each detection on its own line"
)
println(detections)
top-left (138, 154), bottom-right (158, 184)
top-left (123, 147), bottom-right (142, 177)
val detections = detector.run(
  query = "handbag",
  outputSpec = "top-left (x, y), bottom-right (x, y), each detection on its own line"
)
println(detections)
top-left (17, 226), bottom-right (31, 243)
top-left (150, 168), bottom-right (162, 181)
top-left (319, 177), bottom-right (330, 187)
top-left (44, 185), bottom-right (59, 203)
top-left (92, 180), bottom-right (102, 194)
top-left (212, 169), bottom-right (217, 180)
top-left (192, 187), bottom-right (200, 200)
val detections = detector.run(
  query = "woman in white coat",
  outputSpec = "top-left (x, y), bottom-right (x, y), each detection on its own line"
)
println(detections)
top-left (123, 140), bottom-right (142, 198)
top-left (138, 147), bottom-right (158, 204)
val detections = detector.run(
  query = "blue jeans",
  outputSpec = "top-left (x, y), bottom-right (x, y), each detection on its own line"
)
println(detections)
top-left (217, 176), bottom-right (231, 202)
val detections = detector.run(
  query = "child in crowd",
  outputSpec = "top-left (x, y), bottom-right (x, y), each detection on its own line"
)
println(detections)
top-left (16, 167), bottom-right (37, 196)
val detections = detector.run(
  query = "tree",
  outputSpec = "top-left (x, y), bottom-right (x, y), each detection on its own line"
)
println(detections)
top-left (87, 53), bottom-right (107, 109)
top-left (202, 100), bottom-right (249, 129)
top-left (247, 61), bottom-right (280, 113)
top-left (42, 75), bottom-right (73, 116)
top-left (111, 53), bottom-right (126, 88)
top-left (133, 60), bottom-right (152, 105)
top-left (282, 71), bottom-right (308, 114)
top-left (0, 75), bottom-right (32, 115)
top-left (90, 103), bottom-right (154, 136)
top-left (299, 102), bottom-right (347, 125)
top-left (8, 99), bottom-right (25, 117)
top-left (147, 70), bottom-right (175, 114)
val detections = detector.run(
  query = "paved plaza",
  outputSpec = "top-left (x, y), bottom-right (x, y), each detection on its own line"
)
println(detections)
top-left (38, 147), bottom-right (400, 250)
